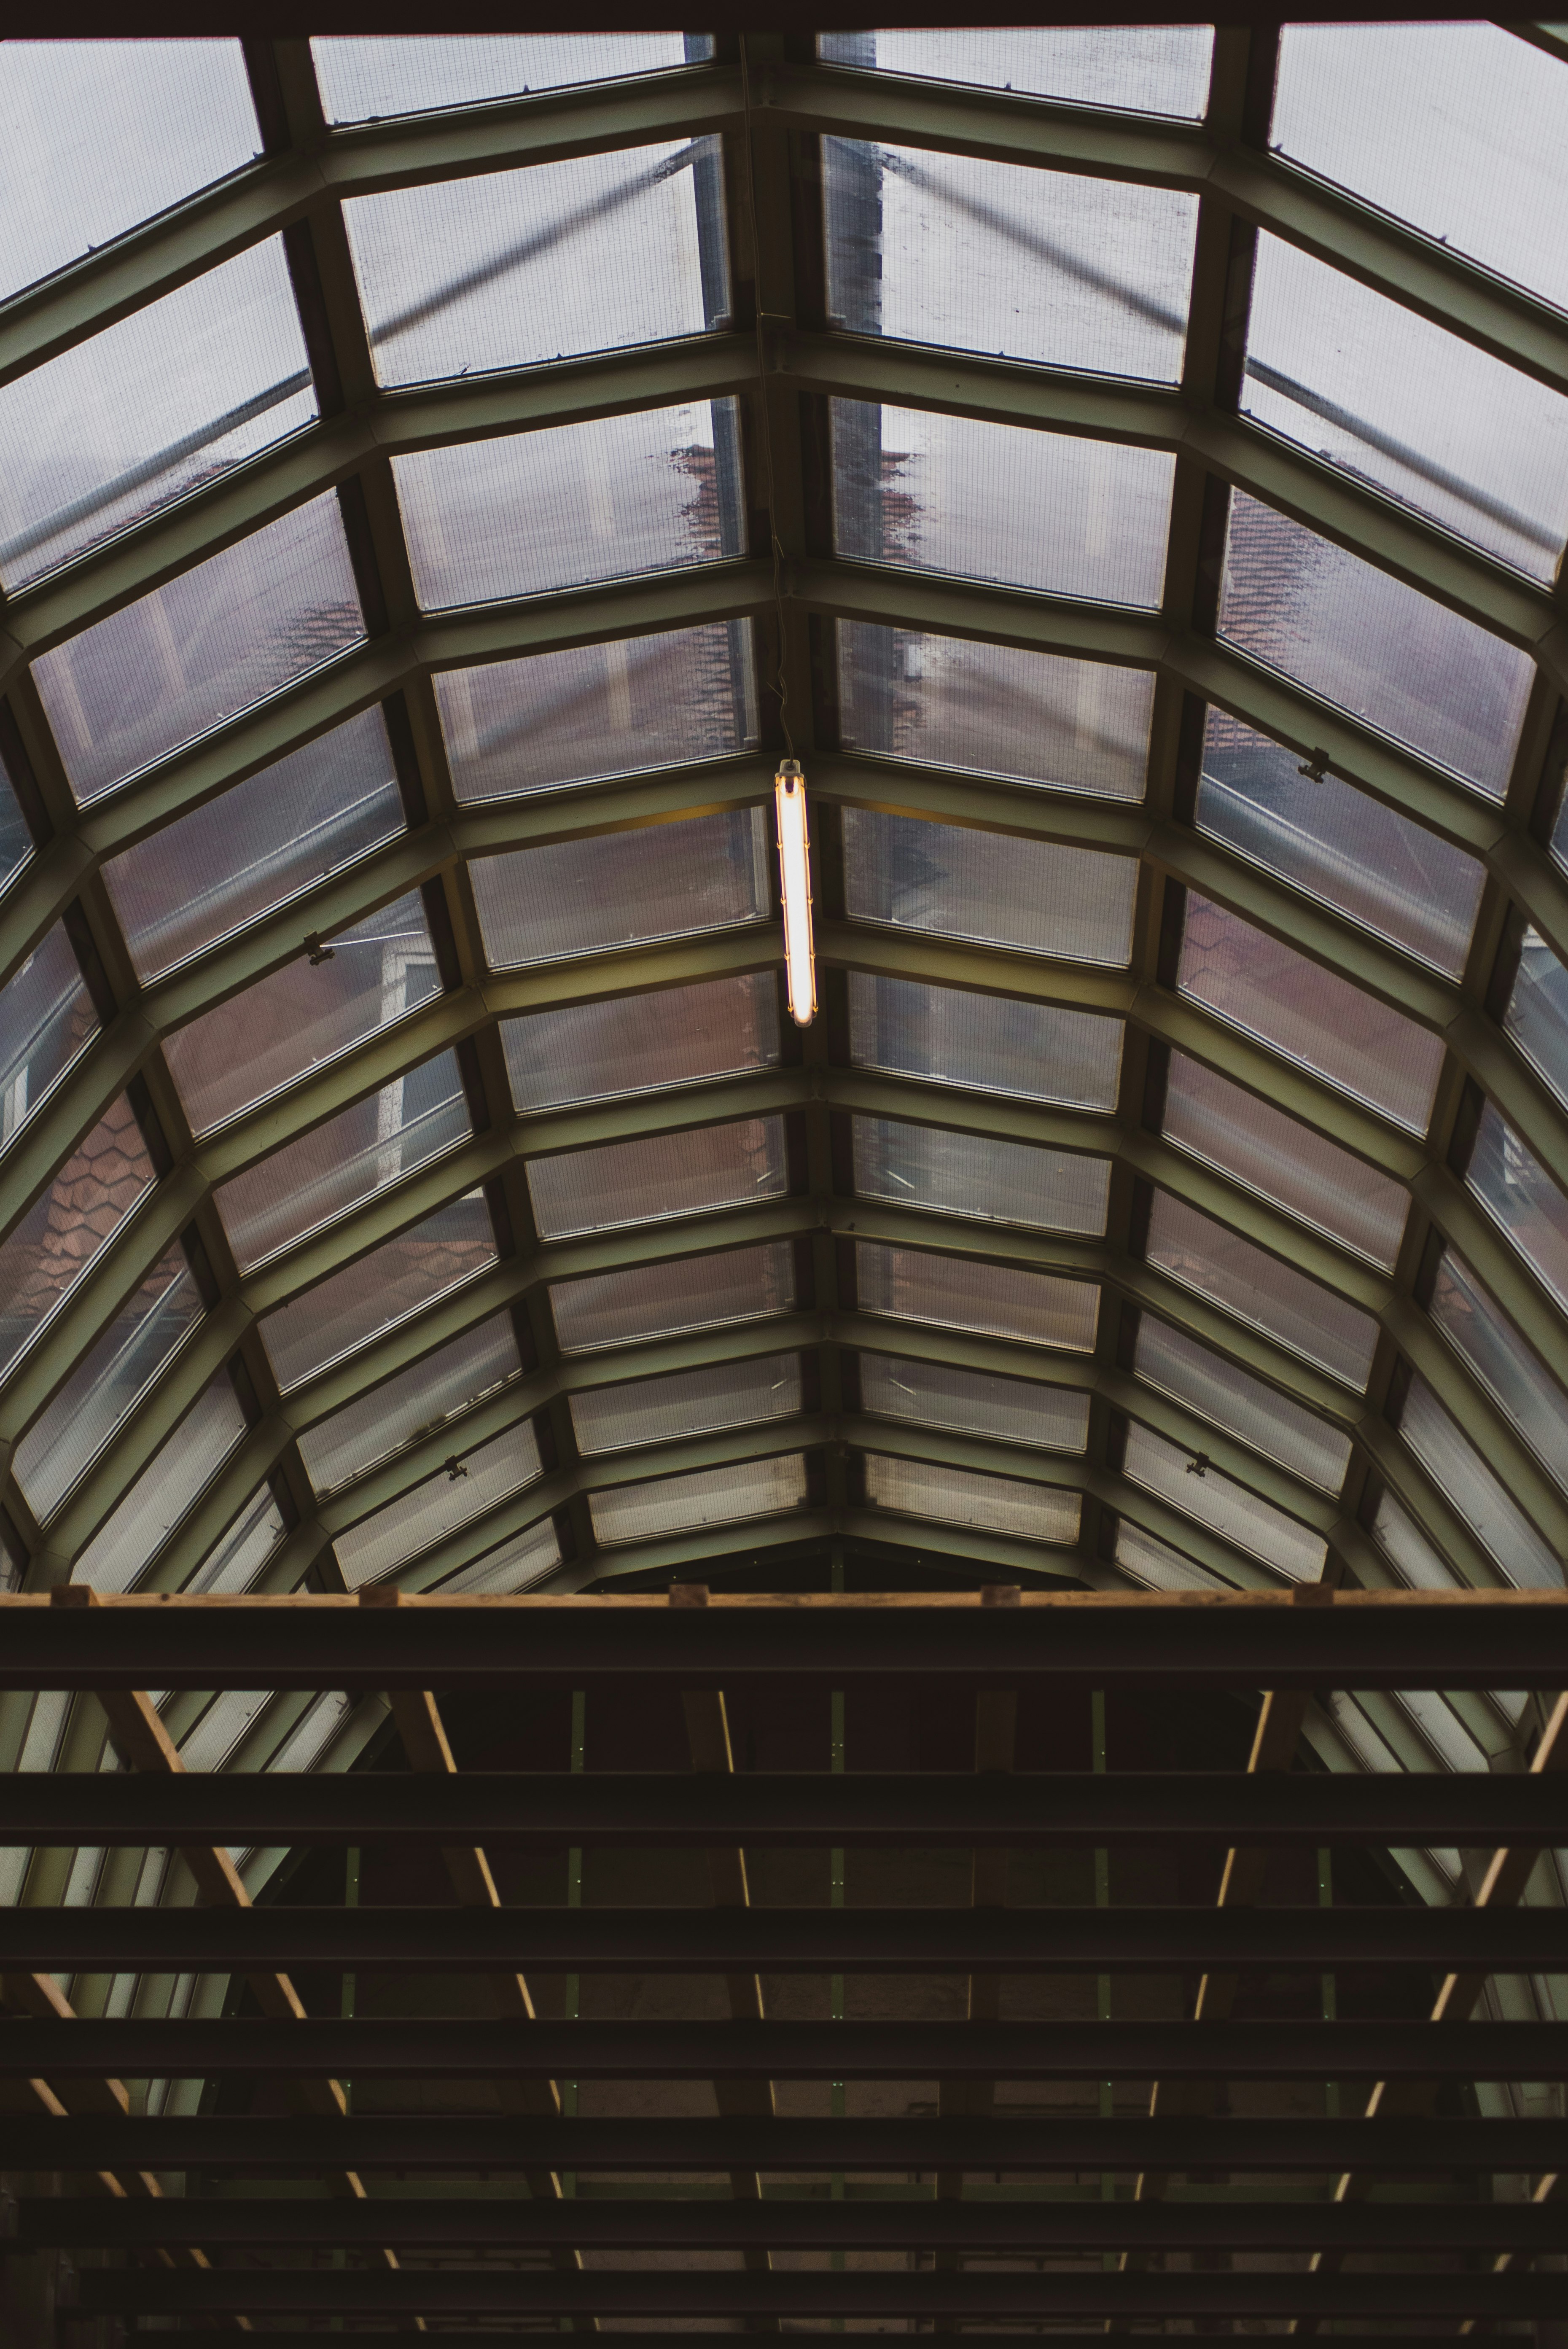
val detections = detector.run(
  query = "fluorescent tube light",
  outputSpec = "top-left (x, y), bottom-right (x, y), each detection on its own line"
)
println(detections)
top-left (774, 759), bottom-right (817, 1028)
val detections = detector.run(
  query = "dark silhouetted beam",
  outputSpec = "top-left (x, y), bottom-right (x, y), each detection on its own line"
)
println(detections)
top-left (117, 2337), bottom-right (1516, 2349)
top-left (3, 1903), bottom-right (1563, 1973)
top-left (6, 2016), bottom-right (1564, 2082)
top-left (6, 1590), bottom-right (1568, 1692)
top-left (12, 1769), bottom-right (1568, 1846)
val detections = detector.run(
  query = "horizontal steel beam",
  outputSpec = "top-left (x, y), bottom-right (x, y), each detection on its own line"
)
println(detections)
top-left (110, 2338), bottom-right (1508, 2349)
top-left (4, 1904), bottom-right (1563, 1973)
top-left (5, 1590), bottom-right (1568, 1690)
top-left (4, 2017), bottom-right (1561, 2083)
top-left (12, 1770), bottom-right (1568, 1847)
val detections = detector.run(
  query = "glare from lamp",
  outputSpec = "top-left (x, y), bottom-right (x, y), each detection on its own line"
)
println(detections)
top-left (775, 758), bottom-right (817, 1028)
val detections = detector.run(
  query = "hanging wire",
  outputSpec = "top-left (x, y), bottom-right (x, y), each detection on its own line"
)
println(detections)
top-left (737, 35), bottom-right (797, 759)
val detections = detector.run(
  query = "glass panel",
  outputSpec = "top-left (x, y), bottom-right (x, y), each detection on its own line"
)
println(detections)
top-left (855, 1239), bottom-right (1098, 1352)
top-left (105, 708), bottom-right (405, 981)
top-left (214, 1051), bottom-right (470, 1272)
top-left (528, 1117), bottom-right (787, 1240)
top-left (0, 242), bottom-right (313, 592)
top-left (1178, 894), bottom-right (1444, 1135)
top-left (178, 1686), bottom-right (276, 1773)
top-left (0, 745), bottom-right (34, 899)
top-left (819, 28), bottom-right (1213, 118)
top-left (346, 141), bottom-right (723, 391)
top-left (1123, 1421), bottom-right (1327, 1584)
top-left (853, 1115), bottom-right (1110, 1236)
top-left (33, 495), bottom-right (364, 807)
top-left (1430, 1249), bottom-right (1568, 1496)
top-left (837, 623), bottom-right (1152, 801)
top-left (848, 972), bottom-right (1122, 1111)
top-left (865, 1452), bottom-right (1079, 1544)
top-left (1219, 492), bottom-right (1532, 801)
top-left (1114, 1517), bottom-right (1231, 1592)
top-left (312, 34), bottom-right (699, 123)
top-left (335, 1421), bottom-right (543, 1590)
top-left (504, 974), bottom-right (779, 1112)
top-left (1134, 1314), bottom-right (1351, 1496)
top-left (858, 1352), bottom-right (1089, 1454)
top-left (298, 1314), bottom-right (521, 1497)
top-left (0, 1096), bottom-right (154, 1381)
top-left (1504, 929), bottom-right (1568, 1109)
top-left (0, 41), bottom-right (259, 301)
top-left (472, 807), bottom-right (769, 969)
top-left (1146, 1190), bottom-right (1378, 1391)
top-left (572, 1354), bottom-right (801, 1456)
top-left (551, 1240), bottom-right (794, 1354)
top-left (1162, 1048), bottom-right (1409, 1270)
top-left (12, 1244), bottom-right (202, 1523)
top-left (164, 891), bottom-right (440, 1136)
top-left (844, 808), bottom-right (1136, 967)
top-left (1272, 23), bottom-right (1568, 315)
top-left (262, 1688), bottom-right (356, 1773)
top-left (1195, 709), bottom-right (1483, 978)
top-left (825, 140), bottom-right (1195, 382)
top-left (184, 1483), bottom-right (288, 1596)
top-left (395, 401), bottom-right (742, 610)
top-left (433, 1516), bottom-right (561, 1597)
top-left (0, 926), bottom-right (97, 1152)
top-left (71, 1376), bottom-right (246, 1593)
top-left (438, 622), bottom-right (756, 804)
top-left (1398, 1372), bottom-right (1561, 1591)
top-left (833, 400), bottom-right (1173, 609)
top-left (590, 1454), bottom-right (807, 1544)
top-left (1244, 234), bottom-right (1568, 581)
top-left (260, 1192), bottom-right (497, 1392)
top-left (1369, 1483), bottom-right (1461, 1593)
top-left (1465, 1099), bottom-right (1568, 1316)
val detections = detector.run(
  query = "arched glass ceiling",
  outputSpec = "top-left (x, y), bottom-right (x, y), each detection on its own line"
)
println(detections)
top-left (1, 27), bottom-right (1567, 1868)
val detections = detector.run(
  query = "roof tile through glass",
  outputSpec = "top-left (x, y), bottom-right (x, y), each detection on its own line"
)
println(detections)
top-left (0, 1095), bottom-right (156, 1380)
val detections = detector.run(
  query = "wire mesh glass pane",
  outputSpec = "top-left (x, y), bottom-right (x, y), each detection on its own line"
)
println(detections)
top-left (1504, 930), bottom-right (1568, 1110)
top-left (433, 1515), bottom-right (562, 1597)
top-left (438, 622), bottom-right (756, 804)
top-left (472, 807), bottom-right (769, 968)
top-left (0, 1096), bottom-right (156, 1380)
top-left (1219, 492), bottom-right (1532, 801)
top-left (180, 1481), bottom-right (288, 1594)
top-left (572, 1353), bottom-right (802, 1456)
top-left (1195, 710), bottom-right (1483, 978)
top-left (1113, 1516), bottom-right (1232, 1592)
top-left (833, 401), bottom-right (1174, 608)
top-left (260, 1192), bottom-right (497, 1392)
top-left (312, 34), bottom-right (700, 121)
top-left (1123, 1421), bottom-right (1326, 1584)
top-left (1162, 1049), bottom-right (1409, 1270)
top-left (1465, 1099), bottom-right (1568, 1316)
top-left (71, 1375), bottom-right (246, 1593)
top-left (32, 495), bottom-right (364, 807)
top-left (0, 242), bottom-right (314, 592)
top-left (1368, 1482), bottom-right (1461, 1592)
top-left (504, 974), bottom-right (780, 1112)
top-left (105, 708), bottom-right (405, 981)
top-left (819, 28), bottom-right (1214, 117)
top-left (853, 1115), bottom-right (1110, 1236)
top-left (1430, 1248), bottom-right (1568, 1498)
top-left (858, 1352), bottom-right (1089, 1454)
top-left (396, 401), bottom-right (743, 609)
top-left (590, 1453), bottom-right (807, 1545)
top-left (826, 140), bottom-right (1196, 382)
top-left (845, 808), bottom-right (1137, 967)
top-left (528, 1116), bottom-right (787, 1240)
top-left (865, 1451), bottom-right (1080, 1544)
top-left (1134, 1313), bottom-right (1351, 1494)
top-left (856, 1239), bottom-right (1099, 1352)
top-left (0, 745), bottom-right (34, 899)
top-left (1244, 234), bottom-right (1568, 582)
top-left (346, 141), bottom-right (724, 390)
top-left (848, 972), bottom-right (1122, 1111)
top-left (163, 892), bottom-right (440, 1136)
top-left (551, 1240), bottom-right (795, 1354)
top-left (1272, 23), bottom-right (1568, 315)
top-left (12, 1243), bottom-right (202, 1523)
top-left (176, 1684), bottom-right (277, 1770)
top-left (214, 1051), bottom-right (470, 1271)
top-left (1398, 1372), bottom-right (1561, 1591)
top-left (0, 40), bottom-right (260, 302)
top-left (1177, 894), bottom-right (1444, 1135)
top-left (0, 925), bottom-right (97, 1155)
top-left (1146, 1190), bottom-right (1378, 1391)
top-left (335, 1421), bottom-right (543, 1590)
top-left (837, 623), bottom-right (1152, 801)
top-left (298, 1314), bottom-right (522, 1497)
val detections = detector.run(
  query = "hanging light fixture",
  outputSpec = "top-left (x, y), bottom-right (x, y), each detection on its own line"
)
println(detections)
top-left (774, 758), bottom-right (817, 1028)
